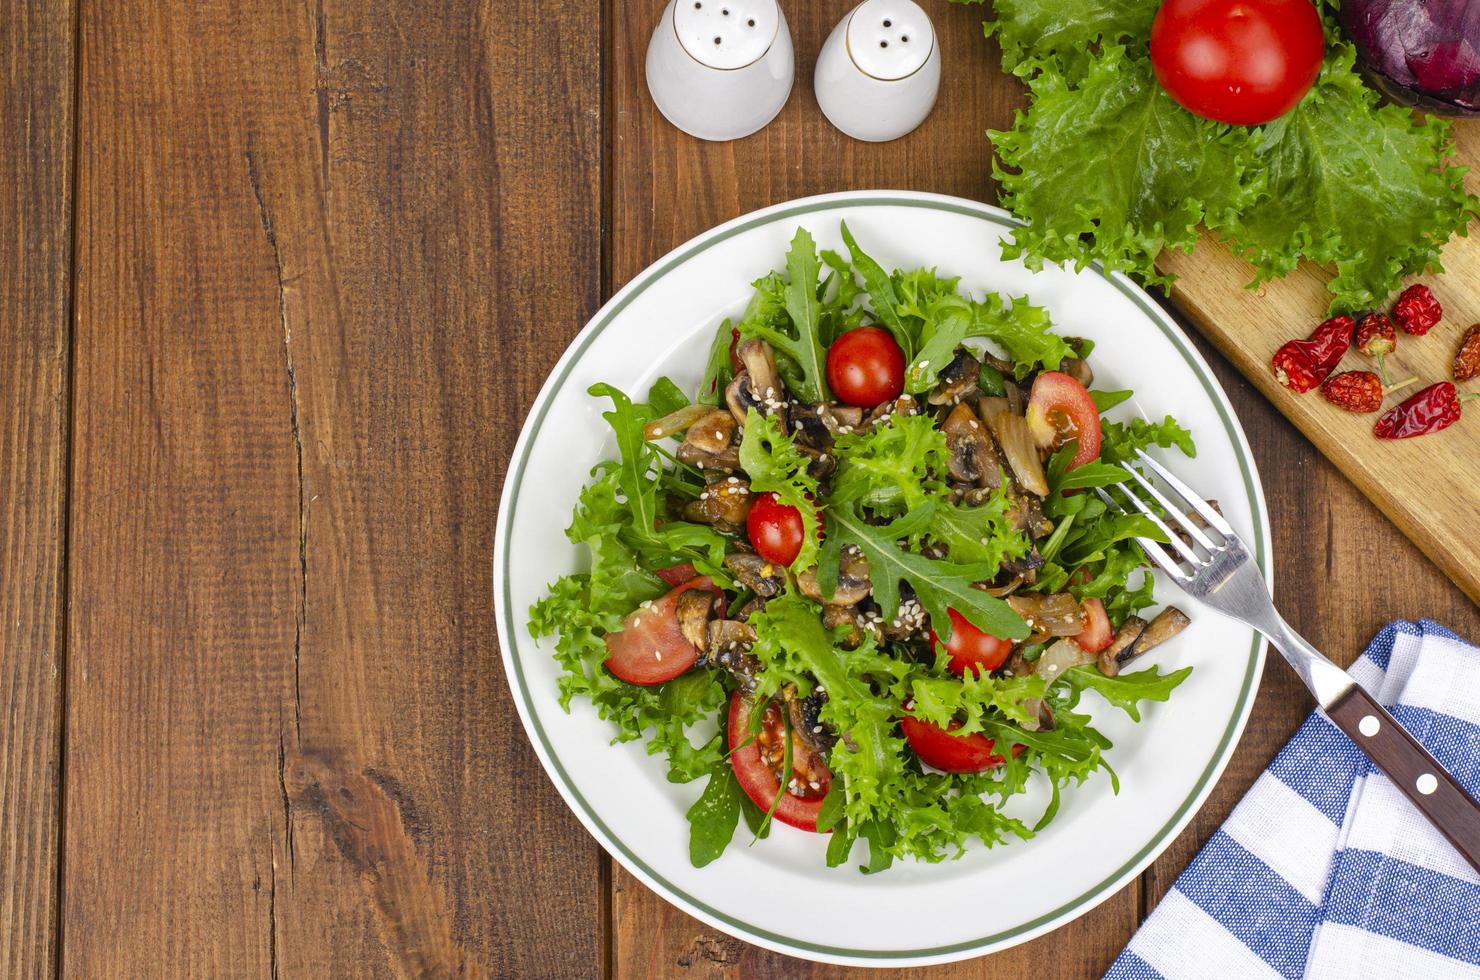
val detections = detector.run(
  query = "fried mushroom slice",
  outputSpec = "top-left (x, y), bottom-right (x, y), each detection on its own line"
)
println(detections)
top-left (676, 440), bottom-right (741, 472)
top-left (682, 477), bottom-right (751, 532)
top-left (736, 339), bottom-right (788, 416)
top-left (723, 552), bottom-right (786, 598)
top-left (1116, 607), bottom-right (1190, 669)
top-left (682, 408), bottom-right (738, 454)
top-left (928, 349), bottom-right (982, 406)
top-left (941, 402), bottom-right (995, 485)
top-left (675, 589), bottom-right (715, 650)
top-left (796, 545), bottom-right (871, 606)
top-left (1097, 616), bottom-right (1148, 677)
top-left (705, 619), bottom-right (760, 692)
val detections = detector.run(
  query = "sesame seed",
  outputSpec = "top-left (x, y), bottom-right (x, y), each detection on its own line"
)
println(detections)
top-left (653, 650), bottom-right (661, 660)
top-left (812, 725), bottom-right (822, 734)
top-left (919, 360), bottom-right (930, 368)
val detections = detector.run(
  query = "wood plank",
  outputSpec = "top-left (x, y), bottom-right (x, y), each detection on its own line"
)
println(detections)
top-left (0, 1), bottom-right (75, 975)
top-left (64, 0), bottom-right (602, 975)
top-left (1162, 121), bottom-right (1480, 608)
top-left (606, 1), bottom-right (1139, 975)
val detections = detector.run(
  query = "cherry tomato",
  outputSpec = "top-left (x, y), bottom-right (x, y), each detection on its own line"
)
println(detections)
top-left (826, 326), bottom-right (905, 408)
top-left (746, 491), bottom-right (806, 566)
top-left (728, 693), bottom-right (831, 832)
top-left (1026, 371), bottom-right (1102, 470)
top-left (1073, 597), bottom-right (1113, 654)
top-left (900, 709), bottom-right (1025, 774)
top-left (929, 608), bottom-right (1013, 677)
top-left (603, 577), bottom-right (721, 685)
top-left (1150, 0), bottom-right (1324, 126)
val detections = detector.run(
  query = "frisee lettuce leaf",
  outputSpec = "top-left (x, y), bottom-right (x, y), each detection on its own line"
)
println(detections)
top-left (738, 409), bottom-right (822, 571)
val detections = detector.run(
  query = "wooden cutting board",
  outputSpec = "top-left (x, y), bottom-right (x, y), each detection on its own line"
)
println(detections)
top-left (1162, 119), bottom-right (1480, 608)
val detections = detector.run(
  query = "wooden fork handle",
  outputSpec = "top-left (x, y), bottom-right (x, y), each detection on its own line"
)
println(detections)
top-left (1326, 684), bottom-right (1480, 873)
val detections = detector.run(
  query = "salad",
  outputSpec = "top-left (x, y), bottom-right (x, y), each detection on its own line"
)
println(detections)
top-left (531, 224), bottom-right (1199, 872)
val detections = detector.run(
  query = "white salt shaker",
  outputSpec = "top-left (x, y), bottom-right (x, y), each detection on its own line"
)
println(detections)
top-left (815, 0), bottom-right (940, 142)
top-left (645, 0), bottom-right (794, 142)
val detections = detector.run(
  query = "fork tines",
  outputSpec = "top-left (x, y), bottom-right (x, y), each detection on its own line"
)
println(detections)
top-left (1095, 448), bottom-right (1236, 580)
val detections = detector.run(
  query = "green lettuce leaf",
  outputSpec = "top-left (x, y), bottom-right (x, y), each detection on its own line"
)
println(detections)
top-left (738, 409), bottom-right (822, 571)
top-left (739, 229), bottom-right (832, 402)
top-left (991, 45), bottom-right (1260, 288)
top-left (1062, 663), bottom-right (1193, 722)
top-left (1221, 46), bottom-right (1478, 313)
top-left (974, 0), bottom-right (1157, 82)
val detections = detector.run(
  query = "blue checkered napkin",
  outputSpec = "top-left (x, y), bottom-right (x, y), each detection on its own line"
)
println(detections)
top-left (1106, 620), bottom-right (1480, 980)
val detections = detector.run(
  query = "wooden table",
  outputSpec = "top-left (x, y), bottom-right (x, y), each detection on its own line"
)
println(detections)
top-left (4, 1), bottom-right (1477, 976)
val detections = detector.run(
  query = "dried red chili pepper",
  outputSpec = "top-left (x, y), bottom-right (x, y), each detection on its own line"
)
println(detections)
top-left (1373, 382), bottom-right (1478, 439)
top-left (1393, 284), bottom-right (1442, 336)
top-left (1454, 324), bottom-right (1480, 382)
top-left (1271, 314), bottom-right (1353, 392)
top-left (1355, 311), bottom-right (1397, 384)
top-left (1319, 371), bottom-right (1416, 413)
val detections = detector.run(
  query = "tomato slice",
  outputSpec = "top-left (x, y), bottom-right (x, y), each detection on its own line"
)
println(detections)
top-left (728, 692), bottom-right (831, 832)
top-left (1026, 371), bottom-right (1102, 470)
top-left (900, 709), bottom-right (1025, 774)
top-left (1073, 597), bottom-right (1113, 654)
top-left (603, 577), bottom-right (719, 686)
top-left (929, 608), bottom-right (1013, 677)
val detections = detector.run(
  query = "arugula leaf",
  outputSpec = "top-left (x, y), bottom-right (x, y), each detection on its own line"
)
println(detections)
top-left (588, 383), bottom-right (659, 536)
top-left (1062, 663), bottom-right (1193, 722)
top-left (738, 410), bottom-right (822, 570)
top-left (738, 229), bottom-right (832, 402)
top-left (646, 376), bottom-right (689, 417)
top-left (840, 221), bottom-right (914, 358)
top-left (1221, 46), bottom-right (1479, 313)
top-left (686, 762), bottom-right (742, 867)
top-left (992, 46), bottom-right (1260, 289)
top-left (697, 319), bottom-right (734, 406)
top-left (829, 503), bottom-right (1029, 641)
top-left (974, 0), bottom-right (1158, 82)
top-left (1091, 389), bottom-right (1134, 413)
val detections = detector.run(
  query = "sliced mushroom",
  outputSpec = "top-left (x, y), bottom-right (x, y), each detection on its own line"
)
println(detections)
top-left (643, 403), bottom-right (714, 442)
top-left (681, 408), bottom-right (737, 454)
top-left (723, 552), bottom-right (786, 598)
top-left (736, 339), bottom-right (786, 414)
top-left (788, 687), bottom-right (838, 753)
top-left (1062, 339), bottom-right (1094, 387)
top-left (1116, 607), bottom-right (1190, 669)
top-left (1018, 697), bottom-right (1056, 732)
top-left (941, 402), bottom-right (995, 485)
top-left (860, 394), bottom-right (919, 431)
top-left (1097, 616), bottom-right (1148, 677)
top-left (797, 545), bottom-right (871, 605)
top-left (682, 478), bottom-right (752, 532)
top-left (675, 589), bottom-right (715, 650)
top-left (928, 349), bottom-right (982, 406)
top-left (1006, 493), bottom-right (1054, 539)
top-left (788, 402), bottom-right (834, 452)
top-left (820, 602), bottom-right (865, 648)
top-left (818, 403), bottom-right (865, 436)
top-left (706, 619), bottom-right (760, 691)
top-left (881, 584), bottom-right (928, 641)
top-left (676, 440), bottom-right (741, 472)
top-left (725, 372), bottom-right (760, 427)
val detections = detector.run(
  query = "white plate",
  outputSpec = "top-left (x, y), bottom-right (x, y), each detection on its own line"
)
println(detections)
top-left (494, 192), bottom-right (1270, 967)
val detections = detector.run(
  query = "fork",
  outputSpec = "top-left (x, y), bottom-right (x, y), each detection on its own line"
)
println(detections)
top-left (1099, 448), bottom-right (1480, 873)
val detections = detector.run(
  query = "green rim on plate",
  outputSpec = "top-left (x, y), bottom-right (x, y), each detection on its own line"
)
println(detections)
top-left (496, 193), bottom-right (1268, 961)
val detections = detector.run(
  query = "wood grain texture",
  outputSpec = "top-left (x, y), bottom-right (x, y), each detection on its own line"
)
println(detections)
top-left (1162, 121), bottom-right (1480, 608)
top-left (0, 1), bottom-right (74, 976)
top-left (64, 0), bottom-right (602, 976)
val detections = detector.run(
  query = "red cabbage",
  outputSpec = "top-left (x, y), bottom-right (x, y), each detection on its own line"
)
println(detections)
top-left (1340, 0), bottom-right (1480, 114)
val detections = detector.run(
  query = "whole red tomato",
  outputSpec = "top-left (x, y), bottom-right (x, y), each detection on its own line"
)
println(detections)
top-left (826, 326), bottom-right (905, 408)
top-left (746, 491), bottom-right (806, 566)
top-left (1150, 0), bottom-right (1324, 126)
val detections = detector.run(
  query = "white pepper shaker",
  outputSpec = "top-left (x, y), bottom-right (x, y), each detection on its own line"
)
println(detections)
top-left (815, 0), bottom-right (940, 142)
top-left (645, 0), bottom-right (795, 142)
